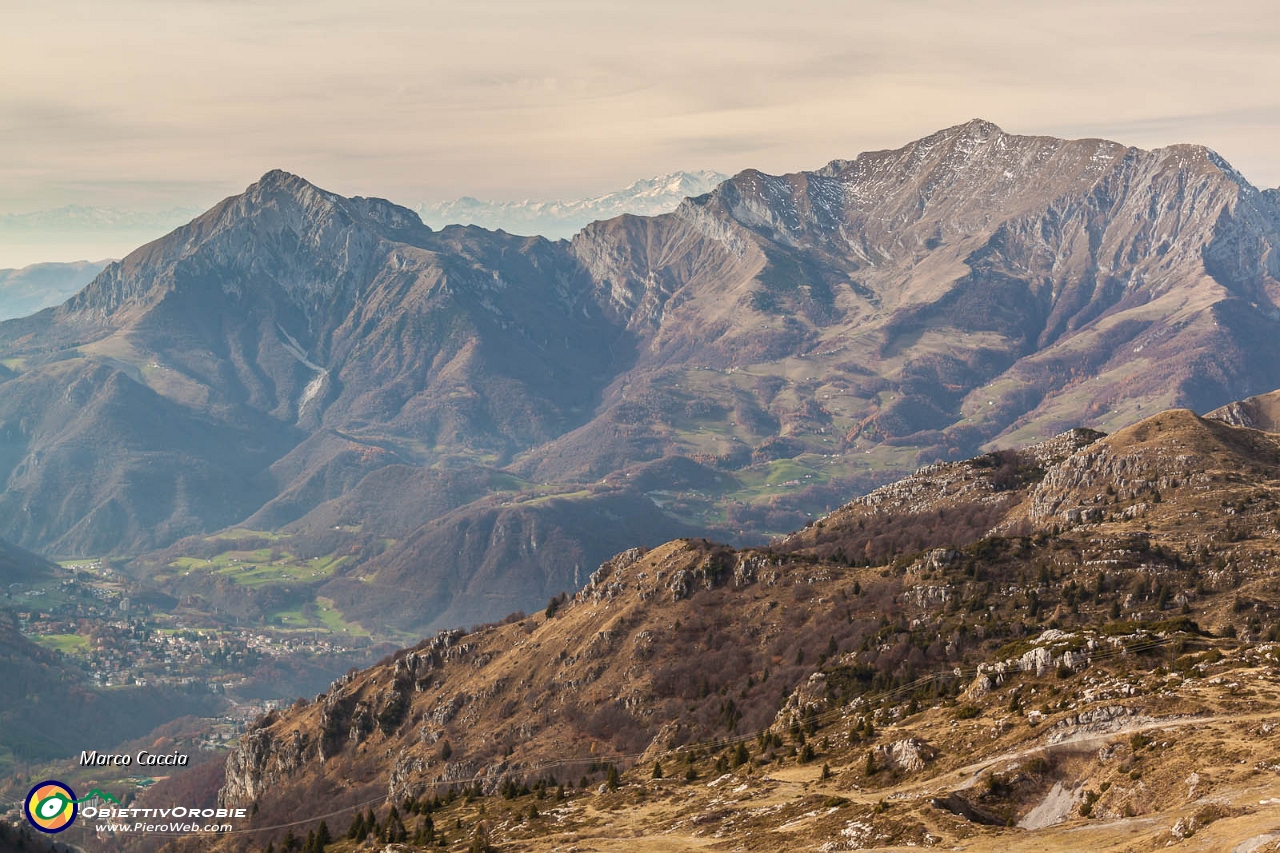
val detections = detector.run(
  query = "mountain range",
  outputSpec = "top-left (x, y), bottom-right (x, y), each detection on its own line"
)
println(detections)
top-left (415, 170), bottom-right (728, 238)
top-left (0, 206), bottom-right (202, 232)
top-left (0, 260), bottom-right (111, 320)
top-left (0, 206), bottom-right (201, 272)
top-left (1, 120), bottom-right (1279, 637)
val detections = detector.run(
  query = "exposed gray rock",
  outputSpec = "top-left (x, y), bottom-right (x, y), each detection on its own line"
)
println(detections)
top-left (872, 738), bottom-right (936, 773)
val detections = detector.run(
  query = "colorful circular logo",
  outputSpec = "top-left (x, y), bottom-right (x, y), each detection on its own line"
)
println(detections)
top-left (25, 780), bottom-right (78, 834)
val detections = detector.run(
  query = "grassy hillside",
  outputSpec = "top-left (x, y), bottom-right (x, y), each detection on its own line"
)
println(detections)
top-left (161, 407), bottom-right (1280, 852)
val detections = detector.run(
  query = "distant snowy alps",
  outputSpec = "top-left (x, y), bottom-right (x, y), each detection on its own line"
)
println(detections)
top-left (416, 171), bottom-right (729, 238)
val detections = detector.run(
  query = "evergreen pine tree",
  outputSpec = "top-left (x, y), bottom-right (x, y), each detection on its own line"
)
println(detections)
top-left (418, 813), bottom-right (435, 845)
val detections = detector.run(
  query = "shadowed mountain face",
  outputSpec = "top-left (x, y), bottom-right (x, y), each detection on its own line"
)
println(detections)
top-left (2, 122), bottom-right (1279, 632)
top-left (0, 536), bottom-right (57, 587)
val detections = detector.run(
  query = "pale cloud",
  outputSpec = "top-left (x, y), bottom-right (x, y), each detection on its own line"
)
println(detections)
top-left (0, 0), bottom-right (1277, 219)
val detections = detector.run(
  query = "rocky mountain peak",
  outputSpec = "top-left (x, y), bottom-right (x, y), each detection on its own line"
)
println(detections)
top-left (52, 171), bottom-right (436, 329)
top-left (958, 116), bottom-right (1003, 133)
top-left (226, 169), bottom-right (348, 230)
top-left (255, 167), bottom-right (309, 189)
top-left (200, 170), bottom-right (424, 246)
top-left (933, 116), bottom-right (1007, 145)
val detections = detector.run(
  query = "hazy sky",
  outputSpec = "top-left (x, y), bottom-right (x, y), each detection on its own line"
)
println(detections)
top-left (2, 0), bottom-right (1278, 220)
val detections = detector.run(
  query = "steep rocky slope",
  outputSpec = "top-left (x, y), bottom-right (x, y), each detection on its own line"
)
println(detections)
top-left (3, 122), bottom-right (1280, 636)
top-left (183, 404), bottom-right (1280, 851)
